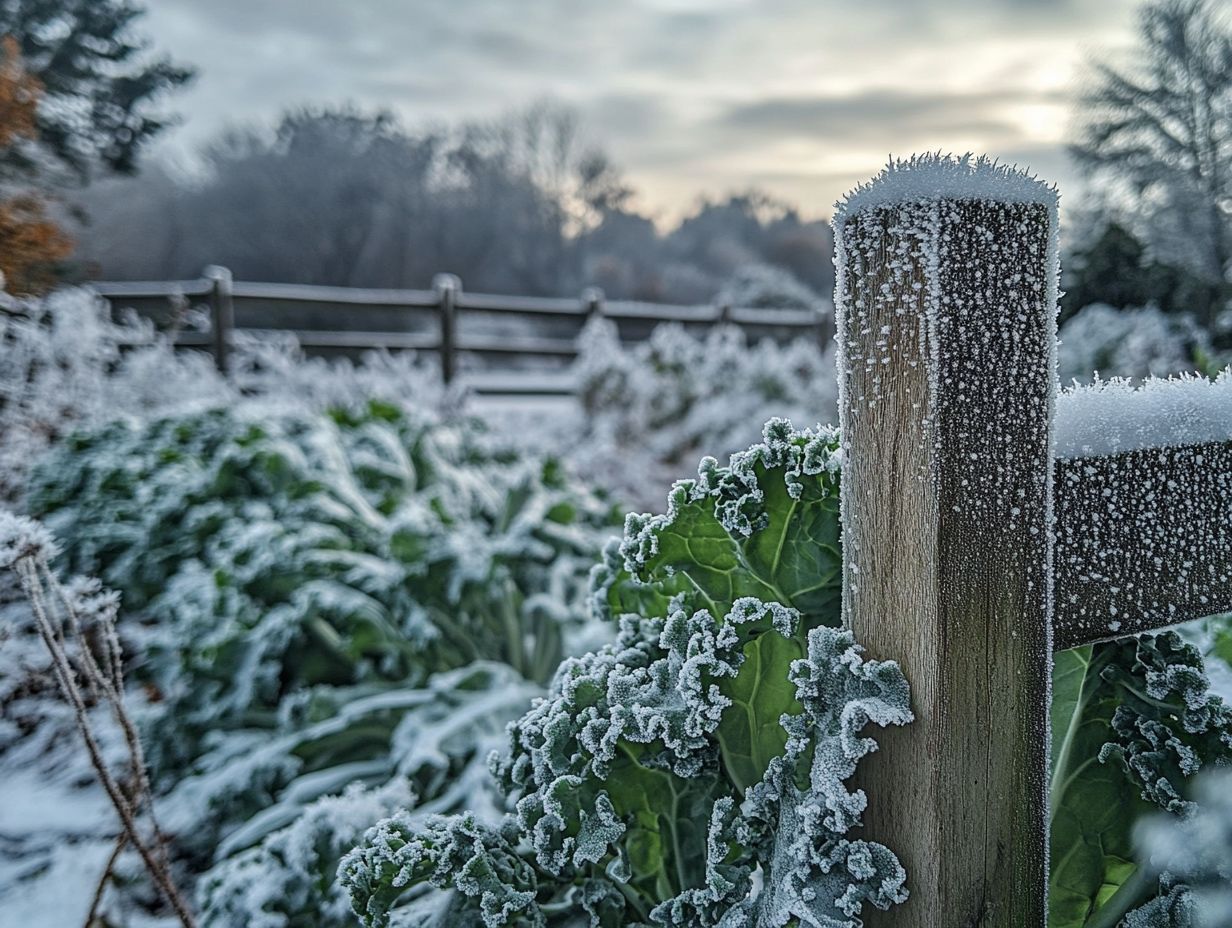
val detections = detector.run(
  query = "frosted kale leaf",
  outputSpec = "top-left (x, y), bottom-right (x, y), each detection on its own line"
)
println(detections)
top-left (26, 402), bottom-right (616, 781)
top-left (597, 416), bottom-right (843, 624)
top-left (1049, 633), bottom-right (1232, 928)
top-left (342, 813), bottom-right (541, 928)
top-left (198, 780), bottom-right (414, 928)
top-left (1123, 769), bottom-right (1232, 928)
top-left (343, 420), bottom-right (912, 927)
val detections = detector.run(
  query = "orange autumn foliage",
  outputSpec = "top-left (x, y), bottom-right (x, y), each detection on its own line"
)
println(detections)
top-left (0, 36), bottom-right (39, 146)
top-left (0, 194), bottom-right (72, 293)
top-left (0, 35), bottom-right (71, 295)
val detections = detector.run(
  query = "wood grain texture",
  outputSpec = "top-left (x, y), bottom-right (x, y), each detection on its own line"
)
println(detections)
top-left (837, 198), bottom-right (1055, 928)
top-left (1053, 439), bottom-right (1232, 650)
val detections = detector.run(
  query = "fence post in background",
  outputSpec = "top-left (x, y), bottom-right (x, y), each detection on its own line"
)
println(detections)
top-left (204, 265), bottom-right (234, 375)
top-left (581, 285), bottom-right (605, 322)
top-left (716, 301), bottom-right (733, 325)
top-left (433, 273), bottom-right (460, 385)
top-left (835, 158), bottom-right (1058, 928)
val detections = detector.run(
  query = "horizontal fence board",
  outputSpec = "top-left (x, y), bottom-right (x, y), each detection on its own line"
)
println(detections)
top-left (457, 292), bottom-right (584, 315)
top-left (463, 372), bottom-right (578, 396)
top-left (454, 335), bottom-right (579, 356)
top-left (727, 306), bottom-right (829, 327)
top-left (603, 300), bottom-right (719, 323)
top-left (1053, 438), bottom-right (1232, 650)
top-left (270, 330), bottom-right (438, 351)
top-left (232, 281), bottom-right (439, 306)
top-left (93, 279), bottom-right (214, 298)
top-left (91, 278), bottom-right (829, 329)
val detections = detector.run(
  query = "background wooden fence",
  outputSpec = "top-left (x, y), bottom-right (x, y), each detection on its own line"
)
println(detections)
top-left (91, 267), bottom-right (834, 396)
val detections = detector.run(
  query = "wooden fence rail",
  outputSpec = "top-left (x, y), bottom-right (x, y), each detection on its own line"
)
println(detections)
top-left (835, 156), bottom-right (1231, 928)
top-left (90, 271), bottom-right (833, 392)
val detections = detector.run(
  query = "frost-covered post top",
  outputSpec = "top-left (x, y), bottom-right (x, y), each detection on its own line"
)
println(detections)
top-left (833, 152), bottom-right (1058, 229)
top-left (836, 153), bottom-right (1057, 928)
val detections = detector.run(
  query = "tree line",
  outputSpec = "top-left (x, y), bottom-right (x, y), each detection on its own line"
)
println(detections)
top-left (73, 102), bottom-right (835, 305)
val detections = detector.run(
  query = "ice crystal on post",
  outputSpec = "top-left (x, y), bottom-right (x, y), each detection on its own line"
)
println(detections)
top-left (342, 421), bottom-right (913, 927)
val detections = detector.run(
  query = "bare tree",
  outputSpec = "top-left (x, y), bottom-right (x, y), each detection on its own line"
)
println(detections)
top-left (1072, 0), bottom-right (1232, 308)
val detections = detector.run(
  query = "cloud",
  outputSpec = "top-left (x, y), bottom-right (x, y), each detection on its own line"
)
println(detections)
top-left (712, 89), bottom-right (1065, 143)
top-left (137, 0), bottom-right (1140, 217)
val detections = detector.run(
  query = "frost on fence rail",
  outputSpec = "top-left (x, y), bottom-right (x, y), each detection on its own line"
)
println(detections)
top-left (1052, 371), bottom-right (1232, 650)
top-left (1054, 371), bottom-right (1232, 459)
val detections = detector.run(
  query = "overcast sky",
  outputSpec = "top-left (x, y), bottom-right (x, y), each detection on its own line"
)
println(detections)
top-left (141, 0), bottom-right (1142, 221)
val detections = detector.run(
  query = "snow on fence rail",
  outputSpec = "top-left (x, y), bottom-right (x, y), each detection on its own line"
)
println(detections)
top-left (835, 154), bottom-right (1232, 928)
top-left (90, 270), bottom-right (832, 394)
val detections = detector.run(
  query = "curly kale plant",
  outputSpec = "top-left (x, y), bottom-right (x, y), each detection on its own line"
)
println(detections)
top-left (26, 401), bottom-right (614, 748)
top-left (1123, 768), bottom-right (1232, 928)
top-left (1049, 633), bottom-right (1232, 928)
top-left (341, 420), bottom-right (914, 927)
top-left (20, 401), bottom-right (617, 877)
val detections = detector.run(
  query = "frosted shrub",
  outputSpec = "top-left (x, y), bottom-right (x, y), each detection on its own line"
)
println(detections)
top-left (0, 287), bottom-right (445, 502)
top-left (714, 263), bottom-right (830, 315)
top-left (572, 318), bottom-right (837, 504)
top-left (0, 288), bottom-right (225, 500)
top-left (1057, 303), bottom-right (1214, 384)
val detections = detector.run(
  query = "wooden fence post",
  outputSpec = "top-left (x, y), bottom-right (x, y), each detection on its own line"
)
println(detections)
top-left (433, 273), bottom-right (460, 385)
top-left (204, 265), bottom-right (234, 375)
top-left (835, 157), bottom-right (1058, 928)
top-left (581, 285), bottom-right (605, 321)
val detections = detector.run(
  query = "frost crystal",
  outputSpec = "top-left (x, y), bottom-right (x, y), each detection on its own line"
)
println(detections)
top-left (0, 510), bottom-right (58, 569)
top-left (834, 152), bottom-right (1058, 224)
top-left (1054, 370), bottom-right (1232, 459)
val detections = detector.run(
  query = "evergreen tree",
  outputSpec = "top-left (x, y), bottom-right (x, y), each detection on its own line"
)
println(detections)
top-left (1071, 0), bottom-right (1232, 314)
top-left (1062, 222), bottom-right (1229, 325)
top-left (0, 0), bottom-right (194, 184)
